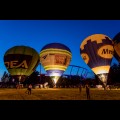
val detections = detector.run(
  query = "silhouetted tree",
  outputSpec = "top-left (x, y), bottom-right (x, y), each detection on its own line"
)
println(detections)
top-left (108, 63), bottom-right (120, 85)
top-left (1, 71), bottom-right (9, 83)
top-left (23, 70), bottom-right (39, 85)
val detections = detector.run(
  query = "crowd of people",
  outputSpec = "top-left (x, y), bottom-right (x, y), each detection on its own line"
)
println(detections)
top-left (1, 80), bottom-right (115, 100)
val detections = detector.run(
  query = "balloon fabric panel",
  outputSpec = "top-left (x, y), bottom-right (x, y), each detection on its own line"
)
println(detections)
top-left (80, 38), bottom-right (113, 69)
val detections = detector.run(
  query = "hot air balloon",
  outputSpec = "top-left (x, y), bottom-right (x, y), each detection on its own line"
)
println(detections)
top-left (80, 34), bottom-right (114, 88)
top-left (4, 45), bottom-right (39, 84)
top-left (40, 43), bottom-right (72, 87)
top-left (113, 32), bottom-right (120, 62)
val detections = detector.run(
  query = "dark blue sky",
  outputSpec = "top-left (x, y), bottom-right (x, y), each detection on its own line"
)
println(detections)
top-left (0, 20), bottom-right (119, 79)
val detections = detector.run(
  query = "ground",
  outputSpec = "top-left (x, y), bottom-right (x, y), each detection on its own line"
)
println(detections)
top-left (0, 88), bottom-right (120, 100)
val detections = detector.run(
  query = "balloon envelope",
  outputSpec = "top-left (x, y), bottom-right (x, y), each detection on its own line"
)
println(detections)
top-left (80, 34), bottom-right (114, 86)
top-left (4, 45), bottom-right (39, 82)
top-left (40, 43), bottom-right (72, 85)
top-left (113, 32), bottom-right (120, 62)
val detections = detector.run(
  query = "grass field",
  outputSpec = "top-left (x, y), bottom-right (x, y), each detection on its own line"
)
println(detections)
top-left (0, 88), bottom-right (120, 100)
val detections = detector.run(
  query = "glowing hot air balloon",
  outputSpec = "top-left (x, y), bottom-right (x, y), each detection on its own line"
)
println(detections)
top-left (40, 43), bottom-right (72, 87)
top-left (80, 34), bottom-right (114, 87)
top-left (4, 45), bottom-right (39, 83)
top-left (113, 32), bottom-right (120, 62)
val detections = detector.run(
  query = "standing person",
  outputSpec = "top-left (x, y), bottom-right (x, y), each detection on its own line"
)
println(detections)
top-left (16, 84), bottom-right (18, 89)
top-left (79, 84), bottom-right (82, 93)
top-left (109, 85), bottom-right (111, 90)
top-left (85, 84), bottom-right (90, 100)
top-left (25, 85), bottom-right (29, 94)
top-left (28, 84), bottom-right (32, 95)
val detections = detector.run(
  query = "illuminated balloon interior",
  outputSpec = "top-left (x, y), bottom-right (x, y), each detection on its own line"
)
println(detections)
top-left (97, 73), bottom-right (108, 86)
top-left (50, 75), bottom-right (60, 85)
top-left (40, 43), bottom-right (72, 87)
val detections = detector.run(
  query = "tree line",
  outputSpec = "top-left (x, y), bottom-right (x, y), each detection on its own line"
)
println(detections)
top-left (1, 62), bottom-right (120, 88)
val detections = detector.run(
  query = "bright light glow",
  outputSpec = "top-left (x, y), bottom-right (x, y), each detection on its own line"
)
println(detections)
top-left (100, 74), bottom-right (106, 82)
top-left (49, 73), bottom-right (61, 87)
top-left (50, 72), bottom-right (61, 77)
top-left (96, 85), bottom-right (103, 88)
top-left (53, 76), bottom-right (59, 84)
top-left (18, 76), bottom-right (21, 81)
top-left (98, 73), bottom-right (108, 86)
top-left (92, 66), bottom-right (110, 74)
top-left (50, 75), bottom-right (60, 86)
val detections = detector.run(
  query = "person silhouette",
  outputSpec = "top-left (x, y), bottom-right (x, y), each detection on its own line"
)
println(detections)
top-left (85, 84), bottom-right (90, 100)
top-left (28, 84), bottom-right (32, 95)
top-left (79, 84), bottom-right (82, 93)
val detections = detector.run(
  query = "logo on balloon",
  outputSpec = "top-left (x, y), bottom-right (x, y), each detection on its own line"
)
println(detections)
top-left (97, 45), bottom-right (114, 59)
top-left (55, 55), bottom-right (68, 65)
top-left (81, 53), bottom-right (89, 64)
top-left (4, 60), bottom-right (29, 69)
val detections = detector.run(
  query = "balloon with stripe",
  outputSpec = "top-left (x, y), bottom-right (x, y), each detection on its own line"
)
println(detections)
top-left (80, 34), bottom-right (114, 88)
top-left (40, 43), bottom-right (72, 87)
